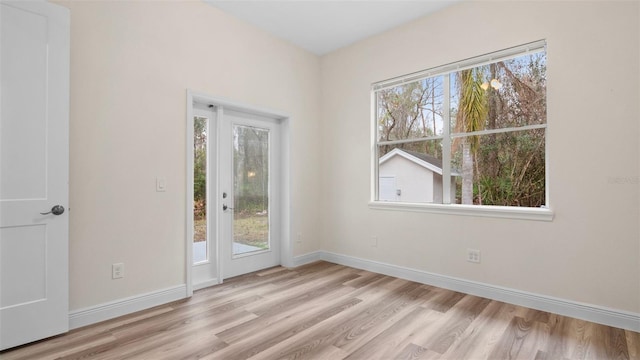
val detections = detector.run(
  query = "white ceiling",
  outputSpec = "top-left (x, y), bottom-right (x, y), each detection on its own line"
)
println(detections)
top-left (204, 1), bottom-right (461, 55)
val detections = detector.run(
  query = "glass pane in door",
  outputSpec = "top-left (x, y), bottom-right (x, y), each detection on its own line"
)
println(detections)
top-left (193, 116), bottom-right (208, 264)
top-left (233, 125), bottom-right (269, 256)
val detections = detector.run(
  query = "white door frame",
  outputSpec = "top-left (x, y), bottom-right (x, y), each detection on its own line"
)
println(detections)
top-left (185, 90), bottom-right (292, 297)
top-left (190, 104), bottom-right (218, 290)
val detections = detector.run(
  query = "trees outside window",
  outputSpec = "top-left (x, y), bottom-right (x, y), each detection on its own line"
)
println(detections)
top-left (374, 41), bottom-right (547, 208)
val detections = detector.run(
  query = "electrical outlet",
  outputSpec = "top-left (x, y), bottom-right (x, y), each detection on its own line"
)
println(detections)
top-left (296, 233), bottom-right (302, 244)
top-left (371, 236), bottom-right (378, 248)
top-left (467, 249), bottom-right (481, 263)
top-left (112, 263), bottom-right (124, 279)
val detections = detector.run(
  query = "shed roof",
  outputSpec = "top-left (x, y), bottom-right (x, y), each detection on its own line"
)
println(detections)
top-left (379, 148), bottom-right (460, 176)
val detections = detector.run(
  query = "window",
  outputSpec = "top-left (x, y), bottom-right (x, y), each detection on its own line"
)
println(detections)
top-left (372, 41), bottom-right (550, 219)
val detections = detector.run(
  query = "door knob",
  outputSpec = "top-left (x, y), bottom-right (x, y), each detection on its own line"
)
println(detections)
top-left (41, 205), bottom-right (65, 215)
top-left (222, 204), bottom-right (234, 211)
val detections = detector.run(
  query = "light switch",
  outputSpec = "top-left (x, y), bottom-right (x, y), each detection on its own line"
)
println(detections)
top-left (156, 177), bottom-right (166, 192)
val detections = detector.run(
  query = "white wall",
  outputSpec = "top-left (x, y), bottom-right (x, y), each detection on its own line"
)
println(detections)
top-left (379, 156), bottom-right (435, 203)
top-left (58, 1), bottom-right (322, 310)
top-left (320, 1), bottom-right (640, 314)
top-left (56, 0), bottom-right (639, 318)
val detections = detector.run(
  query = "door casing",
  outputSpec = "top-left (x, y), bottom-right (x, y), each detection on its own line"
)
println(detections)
top-left (185, 90), bottom-right (292, 296)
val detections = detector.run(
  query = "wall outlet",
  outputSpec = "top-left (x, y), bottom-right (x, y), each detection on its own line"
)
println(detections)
top-left (371, 236), bottom-right (378, 248)
top-left (467, 249), bottom-right (481, 263)
top-left (112, 263), bottom-right (124, 279)
top-left (296, 233), bottom-right (302, 244)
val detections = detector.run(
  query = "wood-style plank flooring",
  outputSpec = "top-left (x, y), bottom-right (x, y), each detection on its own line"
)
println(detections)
top-left (2, 261), bottom-right (639, 359)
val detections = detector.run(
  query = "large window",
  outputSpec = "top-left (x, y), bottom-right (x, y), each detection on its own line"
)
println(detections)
top-left (373, 41), bottom-right (548, 215)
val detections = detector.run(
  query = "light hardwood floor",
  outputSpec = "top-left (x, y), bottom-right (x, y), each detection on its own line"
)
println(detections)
top-left (2, 261), bottom-right (639, 359)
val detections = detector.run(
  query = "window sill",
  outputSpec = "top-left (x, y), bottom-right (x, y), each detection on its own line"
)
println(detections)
top-left (368, 201), bottom-right (554, 221)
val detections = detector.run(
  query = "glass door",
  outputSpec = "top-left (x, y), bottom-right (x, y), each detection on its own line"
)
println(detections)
top-left (232, 125), bottom-right (270, 256)
top-left (191, 105), bottom-right (218, 289)
top-left (221, 111), bottom-right (280, 279)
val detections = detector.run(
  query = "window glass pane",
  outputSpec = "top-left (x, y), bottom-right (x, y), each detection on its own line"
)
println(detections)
top-left (378, 140), bottom-right (448, 204)
top-left (377, 76), bottom-right (445, 141)
top-left (233, 125), bottom-right (269, 255)
top-left (451, 128), bottom-right (545, 207)
top-left (373, 44), bottom-right (547, 210)
top-left (193, 116), bottom-right (208, 264)
top-left (450, 52), bottom-right (547, 134)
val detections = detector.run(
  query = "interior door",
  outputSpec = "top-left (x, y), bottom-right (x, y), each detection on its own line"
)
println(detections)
top-left (0, 0), bottom-right (70, 350)
top-left (221, 110), bottom-right (281, 279)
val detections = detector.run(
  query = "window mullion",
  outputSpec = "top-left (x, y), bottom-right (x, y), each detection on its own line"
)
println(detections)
top-left (377, 136), bottom-right (444, 147)
top-left (451, 123), bottom-right (547, 138)
top-left (372, 91), bottom-right (379, 201)
top-left (442, 75), bottom-right (452, 204)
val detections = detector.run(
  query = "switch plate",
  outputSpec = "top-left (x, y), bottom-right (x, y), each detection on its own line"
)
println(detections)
top-left (112, 263), bottom-right (124, 279)
top-left (156, 177), bottom-right (166, 192)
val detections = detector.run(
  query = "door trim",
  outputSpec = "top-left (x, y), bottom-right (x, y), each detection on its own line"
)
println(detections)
top-left (185, 90), bottom-right (292, 297)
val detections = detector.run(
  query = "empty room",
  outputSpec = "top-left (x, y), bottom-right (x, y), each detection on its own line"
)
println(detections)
top-left (1, 0), bottom-right (639, 359)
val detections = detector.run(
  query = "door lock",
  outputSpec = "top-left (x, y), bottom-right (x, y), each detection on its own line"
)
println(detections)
top-left (223, 204), bottom-right (234, 211)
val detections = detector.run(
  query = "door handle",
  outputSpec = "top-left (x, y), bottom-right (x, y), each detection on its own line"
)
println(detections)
top-left (41, 205), bottom-right (65, 215)
top-left (222, 204), bottom-right (234, 211)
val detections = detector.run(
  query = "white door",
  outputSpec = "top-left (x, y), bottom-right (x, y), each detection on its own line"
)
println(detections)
top-left (379, 176), bottom-right (398, 201)
top-left (0, 0), bottom-right (70, 350)
top-left (191, 104), bottom-right (219, 289)
top-left (221, 110), bottom-right (281, 279)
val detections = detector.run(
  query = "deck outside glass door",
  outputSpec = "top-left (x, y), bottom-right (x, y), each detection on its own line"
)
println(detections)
top-left (221, 111), bottom-right (280, 279)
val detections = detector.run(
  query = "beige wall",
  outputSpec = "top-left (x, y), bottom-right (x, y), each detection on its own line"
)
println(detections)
top-left (60, 1), bottom-right (322, 310)
top-left (59, 0), bottom-right (639, 316)
top-left (320, 1), bottom-right (640, 313)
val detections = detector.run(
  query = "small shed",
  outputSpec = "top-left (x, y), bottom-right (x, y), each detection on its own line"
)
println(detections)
top-left (379, 149), bottom-right (459, 203)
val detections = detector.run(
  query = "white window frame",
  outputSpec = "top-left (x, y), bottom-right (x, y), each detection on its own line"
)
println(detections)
top-left (369, 40), bottom-right (553, 221)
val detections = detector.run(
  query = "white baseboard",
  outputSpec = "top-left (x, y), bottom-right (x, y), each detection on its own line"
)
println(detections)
top-left (290, 251), bottom-right (323, 267)
top-left (293, 251), bottom-right (640, 332)
top-left (69, 285), bottom-right (187, 330)
top-left (69, 253), bottom-right (640, 333)
top-left (193, 278), bottom-right (220, 291)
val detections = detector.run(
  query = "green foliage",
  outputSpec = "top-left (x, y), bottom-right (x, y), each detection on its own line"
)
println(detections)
top-left (233, 125), bottom-right (269, 215)
top-left (475, 129), bottom-right (545, 206)
top-left (194, 117), bottom-right (207, 219)
top-left (471, 55), bottom-right (546, 206)
top-left (379, 51), bottom-right (547, 207)
top-left (377, 78), bottom-right (443, 156)
top-left (459, 69), bottom-right (488, 153)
